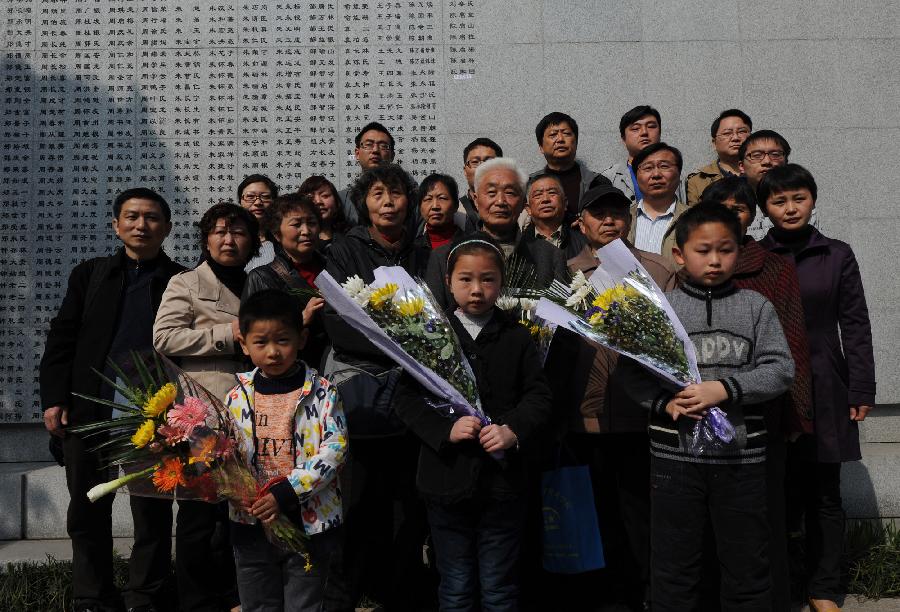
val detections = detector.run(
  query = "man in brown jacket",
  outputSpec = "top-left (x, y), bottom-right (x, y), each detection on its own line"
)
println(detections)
top-left (564, 183), bottom-right (676, 610)
top-left (684, 109), bottom-right (752, 206)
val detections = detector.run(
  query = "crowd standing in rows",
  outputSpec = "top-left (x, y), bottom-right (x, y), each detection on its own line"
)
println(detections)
top-left (41, 105), bottom-right (875, 612)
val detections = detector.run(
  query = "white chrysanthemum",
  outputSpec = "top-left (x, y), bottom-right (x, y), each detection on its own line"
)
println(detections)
top-left (565, 284), bottom-right (594, 309)
top-left (342, 275), bottom-right (367, 298)
top-left (352, 287), bottom-right (375, 307)
top-left (518, 298), bottom-right (537, 313)
top-left (497, 295), bottom-right (519, 311)
top-left (570, 270), bottom-right (589, 293)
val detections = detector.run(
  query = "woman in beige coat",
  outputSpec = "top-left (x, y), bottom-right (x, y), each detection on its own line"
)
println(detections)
top-left (152, 202), bottom-right (259, 611)
top-left (154, 202), bottom-right (260, 401)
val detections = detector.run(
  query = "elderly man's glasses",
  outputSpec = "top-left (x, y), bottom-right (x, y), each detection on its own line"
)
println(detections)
top-left (716, 128), bottom-right (751, 140)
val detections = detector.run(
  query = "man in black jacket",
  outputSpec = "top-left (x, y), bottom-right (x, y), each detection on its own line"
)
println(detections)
top-left (425, 158), bottom-right (568, 309)
top-left (40, 188), bottom-right (184, 612)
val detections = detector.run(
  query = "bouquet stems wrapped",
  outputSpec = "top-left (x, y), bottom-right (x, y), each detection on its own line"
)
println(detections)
top-left (69, 351), bottom-right (309, 552)
top-left (536, 239), bottom-right (735, 454)
top-left (317, 266), bottom-right (488, 426)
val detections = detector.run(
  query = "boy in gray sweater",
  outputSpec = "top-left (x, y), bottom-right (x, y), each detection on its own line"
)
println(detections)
top-left (619, 204), bottom-right (794, 611)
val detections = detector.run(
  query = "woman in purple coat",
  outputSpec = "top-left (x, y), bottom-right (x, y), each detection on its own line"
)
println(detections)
top-left (758, 164), bottom-right (876, 612)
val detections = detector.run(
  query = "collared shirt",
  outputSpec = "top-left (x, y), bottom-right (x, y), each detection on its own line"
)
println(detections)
top-left (633, 200), bottom-right (677, 254)
top-left (532, 225), bottom-right (563, 248)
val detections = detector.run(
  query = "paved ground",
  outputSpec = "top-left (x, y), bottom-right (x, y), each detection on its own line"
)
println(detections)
top-left (3, 540), bottom-right (900, 610)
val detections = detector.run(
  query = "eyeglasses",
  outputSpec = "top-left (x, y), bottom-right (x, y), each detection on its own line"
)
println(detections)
top-left (716, 128), bottom-right (751, 140)
top-left (636, 161), bottom-right (677, 173)
top-left (359, 141), bottom-right (392, 152)
top-left (465, 156), bottom-right (495, 169)
top-left (241, 193), bottom-right (272, 203)
top-left (744, 150), bottom-right (785, 162)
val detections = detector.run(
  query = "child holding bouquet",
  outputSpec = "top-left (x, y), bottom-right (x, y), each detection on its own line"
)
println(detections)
top-left (394, 235), bottom-right (554, 611)
top-left (619, 205), bottom-right (795, 611)
top-left (225, 289), bottom-right (347, 612)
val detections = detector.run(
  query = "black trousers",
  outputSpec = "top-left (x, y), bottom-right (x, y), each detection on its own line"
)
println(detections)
top-left (325, 434), bottom-right (434, 612)
top-left (567, 432), bottom-right (650, 609)
top-left (65, 433), bottom-right (237, 611)
top-left (786, 438), bottom-right (844, 601)
top-left (650, 456), bottom-right (771, 612)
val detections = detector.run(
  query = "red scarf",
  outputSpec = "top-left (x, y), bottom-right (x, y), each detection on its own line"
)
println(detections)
top-left (425, 224), bottom-right (458, 249)
top-left (290, 257), bottom-right (324, 289)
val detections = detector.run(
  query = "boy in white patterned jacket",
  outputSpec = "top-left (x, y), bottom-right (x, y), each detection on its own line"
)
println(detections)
top-left (225, 289), bottom-right (347, 612)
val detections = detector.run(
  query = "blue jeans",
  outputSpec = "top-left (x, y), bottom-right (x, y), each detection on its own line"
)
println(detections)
top-left (427, 497), bottom-right (525, 612)
top-left (231, 521), bottom-right (342, 612)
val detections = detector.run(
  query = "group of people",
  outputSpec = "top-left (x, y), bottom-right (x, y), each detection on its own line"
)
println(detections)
top-left (40, 105), bottom-right (875, 612)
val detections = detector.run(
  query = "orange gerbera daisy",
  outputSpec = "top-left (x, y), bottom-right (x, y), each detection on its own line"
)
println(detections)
top-left (152, 457), bottom-right (187, 493)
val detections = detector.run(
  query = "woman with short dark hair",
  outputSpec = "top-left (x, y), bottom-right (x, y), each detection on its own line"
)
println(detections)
top-left (243, 193), bottom-right (329, 369)
top-left (238, 173), bottom-right (279, 271)
top-left (415, 173), bottom-right (463, 251)
top-left (321, 163), bottom-right (433, 610)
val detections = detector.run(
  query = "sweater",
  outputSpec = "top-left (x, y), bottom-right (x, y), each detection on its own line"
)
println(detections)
top-left (619, 281), bottom-right (794, 464)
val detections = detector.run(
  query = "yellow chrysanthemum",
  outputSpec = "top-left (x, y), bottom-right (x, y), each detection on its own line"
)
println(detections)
top-left (591, 285), bottom-right (638, 312)
top-left (131, 419), bottom-right (156, 448)
top-left (368, 283), bottom-right (399, 309)
top-left (143, 383), bottom-right (177, 417)
top-left (396, 296), bottom-right (425, 317)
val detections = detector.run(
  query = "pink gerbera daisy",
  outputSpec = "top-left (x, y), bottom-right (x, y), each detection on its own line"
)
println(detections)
top-left (166, 397), bottom-right (209, 438)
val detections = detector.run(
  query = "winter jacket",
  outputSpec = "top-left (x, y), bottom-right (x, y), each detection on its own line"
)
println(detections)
top-left (684, 160), bottom-right (729, 206)
top-left (394, 308), bottom-right (554, 503)
top-left (224, 367), bottom-right (347, 535)
top-left (153, 261), bottom-right (246, 401)
top-left (40, 248), bottom-right (185, 425)
top-left (322, 224), bottom-right (431, 366)
top-left (529, 159), bottom-right (609, 215)
top-left (760, 227), bottom-right (876, 462)
top-left (618, 281), bottom-right (794, 464)
top-left (558, 243), bottom-right (677, 434)
top-left (242, 252), bottom-right (329, 370)
top-left (522, 222), bottom-right (588, 261)
top-left (732, 237), bottom-right (814, 436)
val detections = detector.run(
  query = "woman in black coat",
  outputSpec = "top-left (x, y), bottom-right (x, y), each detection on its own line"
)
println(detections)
top-left (758, 165), bottom-right (876, 610)
top-left (242, 193), bottom-right (329, 370)
top-left (321, 163), bottom-right (433, 611)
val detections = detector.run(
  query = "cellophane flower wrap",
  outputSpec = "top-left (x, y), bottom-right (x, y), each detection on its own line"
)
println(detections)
top-left (535, 239), bottom-right (735, 454)
top-left (69, 351), bottom-right (310, 553)
top-left (497, 295), bottom-right (555, 364)
top-left (316, 266), bottom-right (488, 426)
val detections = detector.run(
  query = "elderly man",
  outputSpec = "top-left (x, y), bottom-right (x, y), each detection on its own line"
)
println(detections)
top-left (685, 109), bottom-right (753, 206)
top-left (529, 112), bottom-right (610, 219)
top-left (425, 158), bottom-right (567, 308)
top-left (40, 189), bottom-right (186, 612)
top-left (627, 142), bottom-right (688, 266)
top-left (459, 137), bottom-right (502, 232)
top-left (338, 121), bottom-right (397, 225)
top-left (522, 173), bottom-right (587, 259)
top-left (601, 105), bottom-right (685, 205)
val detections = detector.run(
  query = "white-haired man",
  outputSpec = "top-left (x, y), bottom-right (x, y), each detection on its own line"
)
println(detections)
top-left (424, 158), bottom-right (567, 309)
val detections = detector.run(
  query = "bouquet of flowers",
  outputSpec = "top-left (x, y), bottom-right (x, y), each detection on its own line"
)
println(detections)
top-left (316, 266), bottom-right (488, 426)
top-left (70, 351), bottom-right (310, 553)
top-left (497, 295), bottom-right (555, 364)
top-left (535, 240), bottom-right (735, 453)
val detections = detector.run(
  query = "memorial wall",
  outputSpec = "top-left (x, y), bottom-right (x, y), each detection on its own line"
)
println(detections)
top-left (2, 0), bottom-right (898, 426)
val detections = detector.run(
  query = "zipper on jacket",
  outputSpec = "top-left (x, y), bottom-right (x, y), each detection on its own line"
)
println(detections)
top-left (705, 288), bottom-right (713, 327)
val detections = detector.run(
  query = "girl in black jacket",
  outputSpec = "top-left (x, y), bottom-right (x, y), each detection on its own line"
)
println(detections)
top-left (395, 237), bottom-right (554, 612)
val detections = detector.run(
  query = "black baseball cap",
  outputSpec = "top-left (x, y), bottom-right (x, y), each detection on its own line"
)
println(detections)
top-left (579, 184), bottom-right (631, 214)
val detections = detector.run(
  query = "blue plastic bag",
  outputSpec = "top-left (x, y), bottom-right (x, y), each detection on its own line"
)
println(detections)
top-left (541, 464), bottom-right (605, 573)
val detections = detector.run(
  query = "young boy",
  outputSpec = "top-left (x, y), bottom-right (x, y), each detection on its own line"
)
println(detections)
top-left (620, 205), bottom-right (795, 611)
top-left (225, 289), bottom-right (347, 612)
